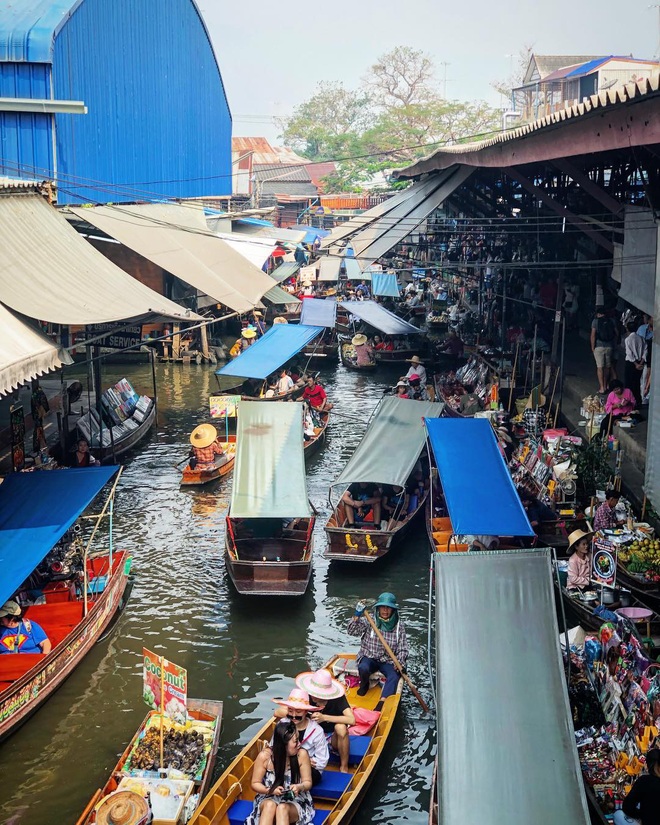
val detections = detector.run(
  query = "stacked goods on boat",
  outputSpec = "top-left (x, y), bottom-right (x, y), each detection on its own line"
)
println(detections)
top-left (509, 431), bottom-right (581, 513)
top-left (78, 378), bottom-right (152, 449)
top-left (434, 357), bottom-right (490, 415)
top-left (565, 621), bottom-right (660, 819)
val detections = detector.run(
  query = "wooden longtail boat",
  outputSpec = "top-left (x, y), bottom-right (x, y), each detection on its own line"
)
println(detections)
top-left (180, 436), bottom-right (237, 486)
top-left (325, 489), bottom-right (428, 563)
top-left (302, 341), bottom-right (340, 366)
top-left (338, 341), bottom-right (377, 372)
top-left (373, 347), bottom-right (425, 366)
top-left (304, 409), bottom-right (330, 461)
top-left (94, 399), bottom-right (156, 461)
top-left (0, 550), bottom-right (132, 741)
top-left (76, 698), bottom-right (223, 825)
top-left (188, 652), bottom-right (402, 825)
top-left (225, 516), bottom-right (315, 596)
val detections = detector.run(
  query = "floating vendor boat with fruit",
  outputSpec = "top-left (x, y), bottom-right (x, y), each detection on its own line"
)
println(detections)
top-left (0, 467), bottom-right (132, 741)
top-left (76, 697), bottom-right (223, 825)
top-left (225, 402), bottom-right (315, 595)
top-left (188, 652), bottom-right (402, 825)
top-left (617, 532), bottom-right (660, 613)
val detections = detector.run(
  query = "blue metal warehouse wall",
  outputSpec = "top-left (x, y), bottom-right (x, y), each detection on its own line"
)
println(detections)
top-left (0, 62), bottom-right (54, 180)
top-left (0, 0), bottom-right (232, 203)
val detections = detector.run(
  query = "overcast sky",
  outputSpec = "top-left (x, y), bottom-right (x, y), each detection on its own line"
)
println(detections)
top-left (200, 0), bottom-right (658, 144)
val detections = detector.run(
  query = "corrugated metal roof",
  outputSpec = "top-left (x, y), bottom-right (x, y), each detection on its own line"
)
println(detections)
top-left (396, 74), bottom-right (660, 179)
top-left (261, 181), bottom-right (318, 197)
top-left (232, 136), bottom-right (279, 165)
top-left (532, 55), bottom-right (604, 79)
top-left (254, 165), bottom-right (312, 183)
top-left (0, 0), bottom-right (80, 62)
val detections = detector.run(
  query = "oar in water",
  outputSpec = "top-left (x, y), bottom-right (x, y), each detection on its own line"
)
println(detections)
top-left (173, 456), bottom-right (190, 470)
top-left (363, 608), bottom-right (430, 713)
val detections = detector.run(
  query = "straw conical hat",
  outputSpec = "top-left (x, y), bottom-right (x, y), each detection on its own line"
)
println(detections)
top-left (352, 334), bottom-right (368, 346)
top-left (273, 317), bottom-right (289, 324)
top-left (190, 423), bottom-right (218, 448)
top-left (96, 791), bottom-right (150, 825)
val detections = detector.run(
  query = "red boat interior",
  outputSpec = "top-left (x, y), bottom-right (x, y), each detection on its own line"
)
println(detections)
top-left (0, 552), bottom-right (126, 692)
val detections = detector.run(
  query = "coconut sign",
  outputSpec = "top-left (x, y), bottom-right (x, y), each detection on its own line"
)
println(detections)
top-left (143, 648), bottom-right (188, 722)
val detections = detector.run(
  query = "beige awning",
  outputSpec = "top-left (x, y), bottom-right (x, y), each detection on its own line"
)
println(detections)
top-left (0, 303), bottom-right (73, 395)
top-left (0, 194), bottom-right (196, 325)
top-left (70, 202), bottom-right (275, 314)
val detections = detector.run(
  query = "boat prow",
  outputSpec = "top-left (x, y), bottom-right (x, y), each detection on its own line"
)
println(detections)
top-left (188, 653), bottom-right (402, 825)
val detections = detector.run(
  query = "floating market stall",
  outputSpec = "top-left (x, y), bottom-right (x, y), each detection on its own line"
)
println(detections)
top-left (225, 402), bottom-right (314, 595)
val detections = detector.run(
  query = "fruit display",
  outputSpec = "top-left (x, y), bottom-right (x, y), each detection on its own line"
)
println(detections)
top-left (618, 537), bottom-right (660, 582)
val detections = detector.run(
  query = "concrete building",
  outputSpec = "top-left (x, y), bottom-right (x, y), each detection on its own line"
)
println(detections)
top-left (0, 0), bottom-right (232, 203)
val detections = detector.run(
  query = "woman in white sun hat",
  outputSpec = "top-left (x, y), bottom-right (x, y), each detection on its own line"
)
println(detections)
top-left (296, 668), bottom-right (355, 774)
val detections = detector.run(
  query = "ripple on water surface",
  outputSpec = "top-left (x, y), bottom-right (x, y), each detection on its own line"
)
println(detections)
top-left (0, 361), bottom-right (435, 824)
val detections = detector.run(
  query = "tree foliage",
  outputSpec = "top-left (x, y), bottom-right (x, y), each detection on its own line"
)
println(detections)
top-left (278, 47), bottom-right (501, 191)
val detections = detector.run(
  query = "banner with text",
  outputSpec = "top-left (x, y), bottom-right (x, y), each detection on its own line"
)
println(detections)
top-left (143, 648), bottom-right (187, 721)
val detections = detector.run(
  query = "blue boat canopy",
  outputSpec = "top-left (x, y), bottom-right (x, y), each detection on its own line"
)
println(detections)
top-left (344, 257), bottom-right (365, 281)
top-left (372, 272), bottom-right (400, 298)
top-left (216, 324), bottom-right (321, 380)
top-left (0, 466), bottom-right (119, 606)
top-left (425, 418), bottom-right (534, 536)
top-left (338, 300), bottom-right (421, 336)
top-left (300, 298), bottom-right (337, 328)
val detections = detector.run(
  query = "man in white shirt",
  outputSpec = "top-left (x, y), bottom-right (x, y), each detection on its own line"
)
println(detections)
top-left (277, 369), bottom-right (294, 395)
top-left (403, 356), bottom-right (427, 387)
top-left (624, 322), bottom-right (646, 406)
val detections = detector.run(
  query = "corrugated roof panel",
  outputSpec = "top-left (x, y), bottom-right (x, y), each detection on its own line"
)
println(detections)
top-left (0, 0), bottom-right (79, 63)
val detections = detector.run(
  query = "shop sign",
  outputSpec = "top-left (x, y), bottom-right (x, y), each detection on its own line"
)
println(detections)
top-left (86, 323), bottom-right (143, 350)
top-left (143, 649), bottom-right (187, 720)
top-left (209, 395), bottom-right (240, 419)
top-left (592, 538), bottom-right (617, 587)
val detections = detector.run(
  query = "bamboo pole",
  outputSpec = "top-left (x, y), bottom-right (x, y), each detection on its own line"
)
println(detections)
top-left (160, 655), bottom-right (165, 771)
top-left (507, 342), bottom-right (520, 414)
top-left (82, 467), bottom-right (123, 616)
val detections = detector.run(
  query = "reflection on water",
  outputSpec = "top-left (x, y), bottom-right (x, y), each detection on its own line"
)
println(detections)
top-left (0, 361), bottom-right (434, 824)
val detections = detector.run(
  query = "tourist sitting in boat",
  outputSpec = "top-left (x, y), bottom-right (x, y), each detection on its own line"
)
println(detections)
top-left (301, 376), bottom-right (332, 411)
top-left (189, 424), bottom-right (225, 470)
top-left (593, 489), bottom-right (624, 531)
top-left (381, 485), bottom-right (406, 523)
top-left (0, 600), bottom-right (51, 655)
top-left (248, 720), bottom-right (314, 825)
top-left (303, 405), bottom-right (316, 442)
top-left (394, 381), bottom-right (410, 398)
top-left (265, 379), bottom-right (278, 398)
top-left (351, 334), bottom-right (374, 366)
top-left (272, 688), bottom-right (329, 786)
top-left (466, 535), bottom-right (499, 551)
top-left (277, 369), bottom-right (295, 396)
top-left (297, 668), bottom-right (355, 775)
top-left (402, 355), bottom-right (427, 386)
top-left (438, 329), bottom-right (464, 359)
top-left (355, 280), bottom-right (371, 299)
top-left (71, 437), bottom-right (100, 467)
top-left (566, 529), bottom-right (594, 591)
top-left (519, 490), bottom-right (557, 532)
top-left (408, 374), bottom-right (430, 401)
top-left (341, 482), bottom-right (382, 527)
top-left (613, 746), bottom-right (660, 825)
top-left (348, 592), bottom-right (408, 698)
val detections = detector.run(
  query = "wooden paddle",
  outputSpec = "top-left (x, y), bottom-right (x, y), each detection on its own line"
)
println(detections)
top-left (363, 608), bottom-right (430, 713)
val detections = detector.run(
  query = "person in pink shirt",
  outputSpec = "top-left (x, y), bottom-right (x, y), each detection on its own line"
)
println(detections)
top-left (600, 379), bottom-right (638, 437)
top-left (566, 529), bottom-right (594, 590)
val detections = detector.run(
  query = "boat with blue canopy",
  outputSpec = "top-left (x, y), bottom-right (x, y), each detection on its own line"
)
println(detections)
top-left (0, 466), bottom-right (132, 740)
top-left (225, 402), bottom-right (314, 595)
top-left (324, 396), bottom-right (442, 562)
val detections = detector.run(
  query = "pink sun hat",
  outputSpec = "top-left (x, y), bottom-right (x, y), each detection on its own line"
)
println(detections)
top-left (295, 668), bottom-right (345, 700)
top-left (272, 687), bottom-right (316, 712)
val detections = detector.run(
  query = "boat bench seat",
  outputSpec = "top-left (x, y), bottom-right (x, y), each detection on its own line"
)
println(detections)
top-left (227, 799), bottom-right (330, 825)
top-left (328, 735), bottom-right (370, 767)
top-left (0, 653), bottom-right (44, 681)
top-left (312, 770), bottom-right (352, 800)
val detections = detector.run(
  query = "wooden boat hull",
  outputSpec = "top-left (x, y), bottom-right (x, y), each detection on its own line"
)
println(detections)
top-left (188, 652), bottom-right (402, 825)
top-left (324, 491), bottom-right (428, 562)
top-left (225, 517), bottom-right (314, 596)
top-left (301, 342), bottom-right (339, 365)
top-left (76, 697), bottom-right (223, 825)
top-left (0, 551), bottom-right (131, 742)
top-left (97, 401), bottom-right (156, 461)
top-left (180, 436), bottom-right (237, 486)
top-left (339, 343), bottom-right (377, 372)
top-left (304, 409), bottom-right (329, 461)
top-left (373, 348), bottom-right (426, 365)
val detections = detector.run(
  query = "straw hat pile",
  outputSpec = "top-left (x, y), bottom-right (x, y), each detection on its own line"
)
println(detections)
top-left (95, 791), bottom-right (150, 825)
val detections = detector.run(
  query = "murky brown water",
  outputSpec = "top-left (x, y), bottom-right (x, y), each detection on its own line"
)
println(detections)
top-left (0, 360), bottom-right (435, 824)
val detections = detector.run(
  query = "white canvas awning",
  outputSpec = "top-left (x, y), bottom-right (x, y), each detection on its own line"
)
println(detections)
top-left (70, 202), bottom-right (275, 314)
top-left (322, 167), bottom-right (473, 266)
top-left (318, 257), bottom-right (341, 282)
top-left (0, 195), bottom-right (198, 325)
top-left (212, 231), bottom-right (276, 270)
top-left (0, 303), bottom-right (73, 395)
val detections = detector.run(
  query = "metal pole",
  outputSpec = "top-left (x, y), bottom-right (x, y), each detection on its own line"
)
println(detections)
top-left (151, 348), bottom-right (159, 429)
top-left (558, 316), bottom-right (566, 420)
top-left (500, 268), bottom-right (507, 373)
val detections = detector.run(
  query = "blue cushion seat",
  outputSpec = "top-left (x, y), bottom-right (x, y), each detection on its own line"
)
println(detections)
top-left (328, 735), bottom-right (371, 767)
top-left (312, 770), bottom-right (352, 800)
top-left (228, 799), bottom-right (330, 825)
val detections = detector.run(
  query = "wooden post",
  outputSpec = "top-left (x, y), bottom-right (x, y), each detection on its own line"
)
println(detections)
top-left (172, 324), bottom-right (181, 360)
top-left (150, 349), bottom-right (158, 429)
top-left (200, 322), bottom-right (210, 360)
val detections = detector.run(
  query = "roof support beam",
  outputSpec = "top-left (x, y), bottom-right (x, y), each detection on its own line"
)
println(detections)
top-left (502, 167), bottom-right (614, 253)
top-left (0, 97), bottom-right (87, 114)
top-left (552, 157), bottom-right (624, 215)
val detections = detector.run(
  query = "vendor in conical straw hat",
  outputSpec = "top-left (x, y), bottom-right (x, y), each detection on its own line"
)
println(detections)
top-left (402, 355), bottom-right (427, 386)
top-left (351, 334), bottom-right (374, 367)
top-left (95, 791), bottom-right (150, 825)
top-left (189, 423), bottom-right (224, 470)
top-left (566, 528), bottom-right (595, 591)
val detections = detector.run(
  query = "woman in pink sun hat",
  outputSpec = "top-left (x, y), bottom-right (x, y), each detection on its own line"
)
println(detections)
top-left (295, 669), bottom-right (355, 774)
top-left (272, 688), bottom-right (329, 786)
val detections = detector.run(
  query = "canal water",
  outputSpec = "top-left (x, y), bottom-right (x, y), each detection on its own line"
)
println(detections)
top-left (0, 360), bottom-right (435, 824)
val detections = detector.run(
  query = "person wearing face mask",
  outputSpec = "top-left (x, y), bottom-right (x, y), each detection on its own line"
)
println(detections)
top-left (272, 688), bottom-right (328, 785)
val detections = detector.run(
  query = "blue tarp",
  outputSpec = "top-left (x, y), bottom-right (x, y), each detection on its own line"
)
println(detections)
top-left (425, 418), bottom-right (534, 536)
top-left (216, 324), bottom-right (321, 379)
top-left (300, 298), bottom-right (337, 328)
top-left (372, 272), bottom-right (400, 297)
top-left (0, 466), bottom-right (119, 606)
top-left (291, 225), bottom-right (330, 245)
top-left (338, 300), bottom-right (421, 335)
